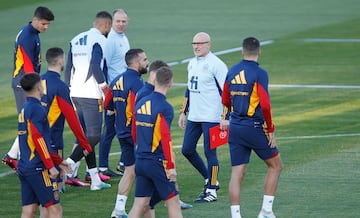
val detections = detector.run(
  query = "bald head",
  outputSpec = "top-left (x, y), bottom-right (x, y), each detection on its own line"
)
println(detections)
top-left (193, 32), bottom-right (211, 42)
top-left (192, 32), bottom-right (211, 57)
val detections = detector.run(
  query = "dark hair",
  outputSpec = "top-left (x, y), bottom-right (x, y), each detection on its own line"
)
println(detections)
top-left (46, 47), bottom-right (64, 66)
top-left (96, 11), bottom-right (112, 21)
top-left (34, 6), bottom-right (54, 21)
top-left (149, 60), bottom-right (168, 73)
top-left (125, 48), bottom-right (144, 66)
top-left (155, 67), bottom-right (173, 87)
top-left (242, 37), bottom-right (260, 56)
top-left (20, 73), bottom-right (41, 92)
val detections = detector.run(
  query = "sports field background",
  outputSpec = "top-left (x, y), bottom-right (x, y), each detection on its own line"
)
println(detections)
top-left (0, 0), bottom-right (359, 217)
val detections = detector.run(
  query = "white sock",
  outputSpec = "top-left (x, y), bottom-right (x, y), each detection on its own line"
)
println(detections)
top-left (99, 167), bottom-right (107, 171)
top-left (115, 194), bottom-right (128, 211)
top-left (230, 205), bottom-right (241, 218)
top-left (8, 137), bottom-right (20, 159)
top-left (72, 161), bottom-right (81, 177)
top-left (262, 195), bottom-right (274, 212)
top-left (65, 158), bottom-right (75, 178)
top-left (88, 168), bottom-right (101, 185)
top-left (206, 188), bottom-right (217, 197)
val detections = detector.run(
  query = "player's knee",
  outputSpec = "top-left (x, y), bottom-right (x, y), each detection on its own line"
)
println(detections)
top-left (87, 136), bottom-right (100, 147)
top-left (181, 146), bottom-right (194, 157)
top-left (204, 150), bottom-right (218, 162)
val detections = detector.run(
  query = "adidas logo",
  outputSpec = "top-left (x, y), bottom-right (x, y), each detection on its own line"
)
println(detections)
top-left (137, 100), bottom-right (151, 115)
top-left (75, 35), bottom-right (88, 46)
top-left (231, 70), bottom-right (247, 84)
top-left (113, 77), bottom-right (124, 90)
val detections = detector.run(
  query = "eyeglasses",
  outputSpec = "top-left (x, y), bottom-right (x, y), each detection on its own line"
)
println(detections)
top-left (191, 41), bottom-right (209, 45)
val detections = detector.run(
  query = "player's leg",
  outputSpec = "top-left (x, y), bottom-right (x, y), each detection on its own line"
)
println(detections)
top-left (128, 160), bottom-right (153, 218)
top-left (128, 197), bottom-right (151, 218)
top-left (75, 97), bottom-right (110, 190)
top-left (65, 143), bottom-right (90, 187)
top-left (252, 127), bottom-right (282, 218)
top-left (25, 170), bottom-right (61, 218)
top-left (172, 152), bottom-right (192, 209)
top-left (21, 204), bottom-right (38, 218)
top-left (151, 159), bottom-right (182, 218)
top-left (227, 124), bottom-right (253, 218)
top-left (264, 155), bottom-right (283, 196)
top-left (65, 110), bottom-right (85, 183)
top-left (257, 155), bottom-right (282, 218)
top-left (143, 207), bottom-right (155, 218)
top-left (165, 195), bottom-right (183, 218)
top-left (181, 121), bottom-right (208, 179)
top-left (65, 100), bottom-right (88, 186)
top-left (195, 122), bottom-right (220, 202)
top-left (2, 87), bottom-right (26, 170)
top-left (2, 136), bottom-right (19, 170)
top-left (99, 111), bottom-right (121, 176)
top-left (41, 204), bottom-right (62, 218)
top-left (18, 169), bottom-right (38, 218)
top-left (112, 137), bottom-right (136, 217)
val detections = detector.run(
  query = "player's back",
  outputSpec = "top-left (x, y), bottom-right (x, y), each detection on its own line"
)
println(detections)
top-left (135, 92), bottom-right (173, 159)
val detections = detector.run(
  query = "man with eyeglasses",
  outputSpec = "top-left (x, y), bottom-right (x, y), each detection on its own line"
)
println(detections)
top-left (178, 32), bottom-right (228, 203)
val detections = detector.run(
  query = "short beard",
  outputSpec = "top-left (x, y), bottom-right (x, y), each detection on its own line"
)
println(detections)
top-left (139, 67), bottom-right (148, 75)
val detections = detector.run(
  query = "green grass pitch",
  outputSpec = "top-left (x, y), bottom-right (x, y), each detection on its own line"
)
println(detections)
top-left (0, 0), bottom-right (359, 217)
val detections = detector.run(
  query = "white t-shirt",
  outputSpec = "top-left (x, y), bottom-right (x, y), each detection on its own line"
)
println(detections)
top-left (187, 52), bottom-right (228, 122)
top-left (68, 28), bottom-right (107, 99)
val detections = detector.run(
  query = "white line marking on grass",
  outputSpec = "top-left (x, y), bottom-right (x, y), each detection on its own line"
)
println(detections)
top-left (168, 40), bottom-right (274, 66)
top-left (303, 38), bottom-right (360, 43)
top-left (173, 83), bottom-right (360, 89)
top-left (0, 170), bottom-right (15, 177)
top-left (269, 84), bottom-right (360, 89)
top-left (277, 133), bottom-right (360, 140)
top-left (1, 132), bottom-right (359, 178)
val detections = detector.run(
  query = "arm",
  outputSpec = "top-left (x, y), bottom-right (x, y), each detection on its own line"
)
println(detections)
top-left (28, 119), bottom-right (55, 169)
top-left (89, 43), bottom-right (106, 86)
top-left (159, 113), bottom-right (175, 170)
top-left (213, 60), bottom-right (228, 93)
top-left (17, 35), bottom-right (37, 73)
top-left (178, 89), bottom-right (189, 129)
top-left (49, 151), bottom-right (64, 165)
top-left (221, 81), bottom-right (231, 109)
top-left (179, 88), bottom-right (189, 115)
top-left (220, 81), bottom-right (231, 130)
top-left (18, 46), bottom-right (36, 73)
top-left (126, 80), bottom-right (144, 127)
top-left (64, 45), bottom-right (73, 85)
top-left (257, 80), bottom-right (275, 133)
top-left (56, 95), bottom-right (93, 153)
top-left (49, 152), bottom-right (71, 173)
top-left (104, 88), bottom-right (114, 111)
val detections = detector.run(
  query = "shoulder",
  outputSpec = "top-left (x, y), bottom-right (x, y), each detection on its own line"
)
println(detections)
top-left (208, 53), bottom-right (226, 66)
top-left (17, 25), bottom-right (37, 41)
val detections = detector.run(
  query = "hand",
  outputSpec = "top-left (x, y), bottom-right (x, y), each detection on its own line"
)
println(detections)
top-left (59, 160), bottom-right (72, 174)
top-left (178, 113), bottom-right (186, 130)
top-left (268, 132), bottom-right (277, 148)
top-left (220, 119), bottom-right (229, 131)
top-left (168, 168), bottom-right (177, 182)
top-left (106, 110), bottom-right (115, 116)
top-left (49, 167), bottom-right (59, 179)
top-left (83, 149), bottom-right (90, 156)
top-left (100, 83), bottom-right (109, 95)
